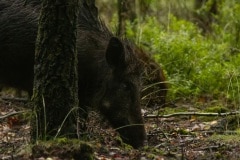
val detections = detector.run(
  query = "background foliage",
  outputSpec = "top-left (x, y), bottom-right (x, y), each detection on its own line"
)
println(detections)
top-left (97, 0), bottom-right (240, 109)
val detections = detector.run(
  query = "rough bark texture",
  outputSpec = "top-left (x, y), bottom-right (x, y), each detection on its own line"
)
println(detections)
top-left (31, 0), bottom-right (79, 141)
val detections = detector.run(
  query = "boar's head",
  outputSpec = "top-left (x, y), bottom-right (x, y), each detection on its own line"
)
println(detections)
top-left (99, 37), bottom-right (146, 148)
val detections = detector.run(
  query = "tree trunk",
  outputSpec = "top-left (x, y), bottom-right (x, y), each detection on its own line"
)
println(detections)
top-left (117, 0), bottom-right (136, 36)
top-left (139, 0), bottom-right (151, 19)
top-left (194, 0), bottom-right (219, 33)
top-left (31, 0), bottom-right (79, 141)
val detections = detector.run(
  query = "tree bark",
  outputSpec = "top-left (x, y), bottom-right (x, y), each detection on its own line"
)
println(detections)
top-left (31, 0), bottom-right (79, 141)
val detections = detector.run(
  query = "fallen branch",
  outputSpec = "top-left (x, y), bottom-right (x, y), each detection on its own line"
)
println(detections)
top-left (144, 111), bottom-right (240, 119)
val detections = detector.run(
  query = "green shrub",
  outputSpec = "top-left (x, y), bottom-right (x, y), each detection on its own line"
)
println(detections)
top-left (125, 13), bottom-right (240, 103)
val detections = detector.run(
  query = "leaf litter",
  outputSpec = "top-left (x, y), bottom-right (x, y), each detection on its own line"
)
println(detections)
top-left (1, 93), bottom-right (240, 159)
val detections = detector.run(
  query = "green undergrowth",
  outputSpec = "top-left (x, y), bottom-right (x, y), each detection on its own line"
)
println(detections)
top-left (133, 15), bottom-right (239, 102)
top-left (209, 129), bottom-right (240, 143)
top-left (120, 1), bottom-right (240, 110)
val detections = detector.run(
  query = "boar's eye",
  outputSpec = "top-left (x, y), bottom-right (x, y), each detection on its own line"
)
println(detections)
top-left (120, 82), bottom-right (131, 90)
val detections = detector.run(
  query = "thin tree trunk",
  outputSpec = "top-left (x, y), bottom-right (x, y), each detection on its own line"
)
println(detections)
top-left (117, 0), bottom-right (136, 36)
top-left (194, 0), bottom-right (219, 33)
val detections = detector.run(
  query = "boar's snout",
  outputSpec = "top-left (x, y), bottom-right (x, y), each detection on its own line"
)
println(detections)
top-left (116, 122), bottom-right (146, 148)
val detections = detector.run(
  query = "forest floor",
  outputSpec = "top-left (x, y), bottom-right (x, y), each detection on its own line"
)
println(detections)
top-left (1, 91), bottom-right (240, 160)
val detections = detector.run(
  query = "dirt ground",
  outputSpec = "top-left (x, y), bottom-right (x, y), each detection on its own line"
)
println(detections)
top-left (1, 92), bottom-right (240, 160)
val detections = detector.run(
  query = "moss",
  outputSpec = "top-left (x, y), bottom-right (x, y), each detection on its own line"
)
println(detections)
top-left (208, 132), bottom-right (240, 143)
top-left (160, 107), bottom-right (188, 115)
top-left (204, 106), bottom-right (229, 113)
top-left (32, 139), bottom-right (94, 160)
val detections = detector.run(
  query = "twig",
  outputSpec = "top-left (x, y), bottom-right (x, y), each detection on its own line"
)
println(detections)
top-left (1, 97), bottom-right (28, 103)
top-left (144, 111), bottom-right (240, 119)
top-left (0, 111), bottom-right (25, 121)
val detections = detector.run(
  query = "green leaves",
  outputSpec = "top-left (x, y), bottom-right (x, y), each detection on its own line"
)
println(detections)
top-left (124, 13), bottom-right (240, 101)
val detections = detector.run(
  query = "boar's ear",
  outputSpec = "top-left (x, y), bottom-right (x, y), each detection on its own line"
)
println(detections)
top-left (106, 37), bottom-right (125, 68)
